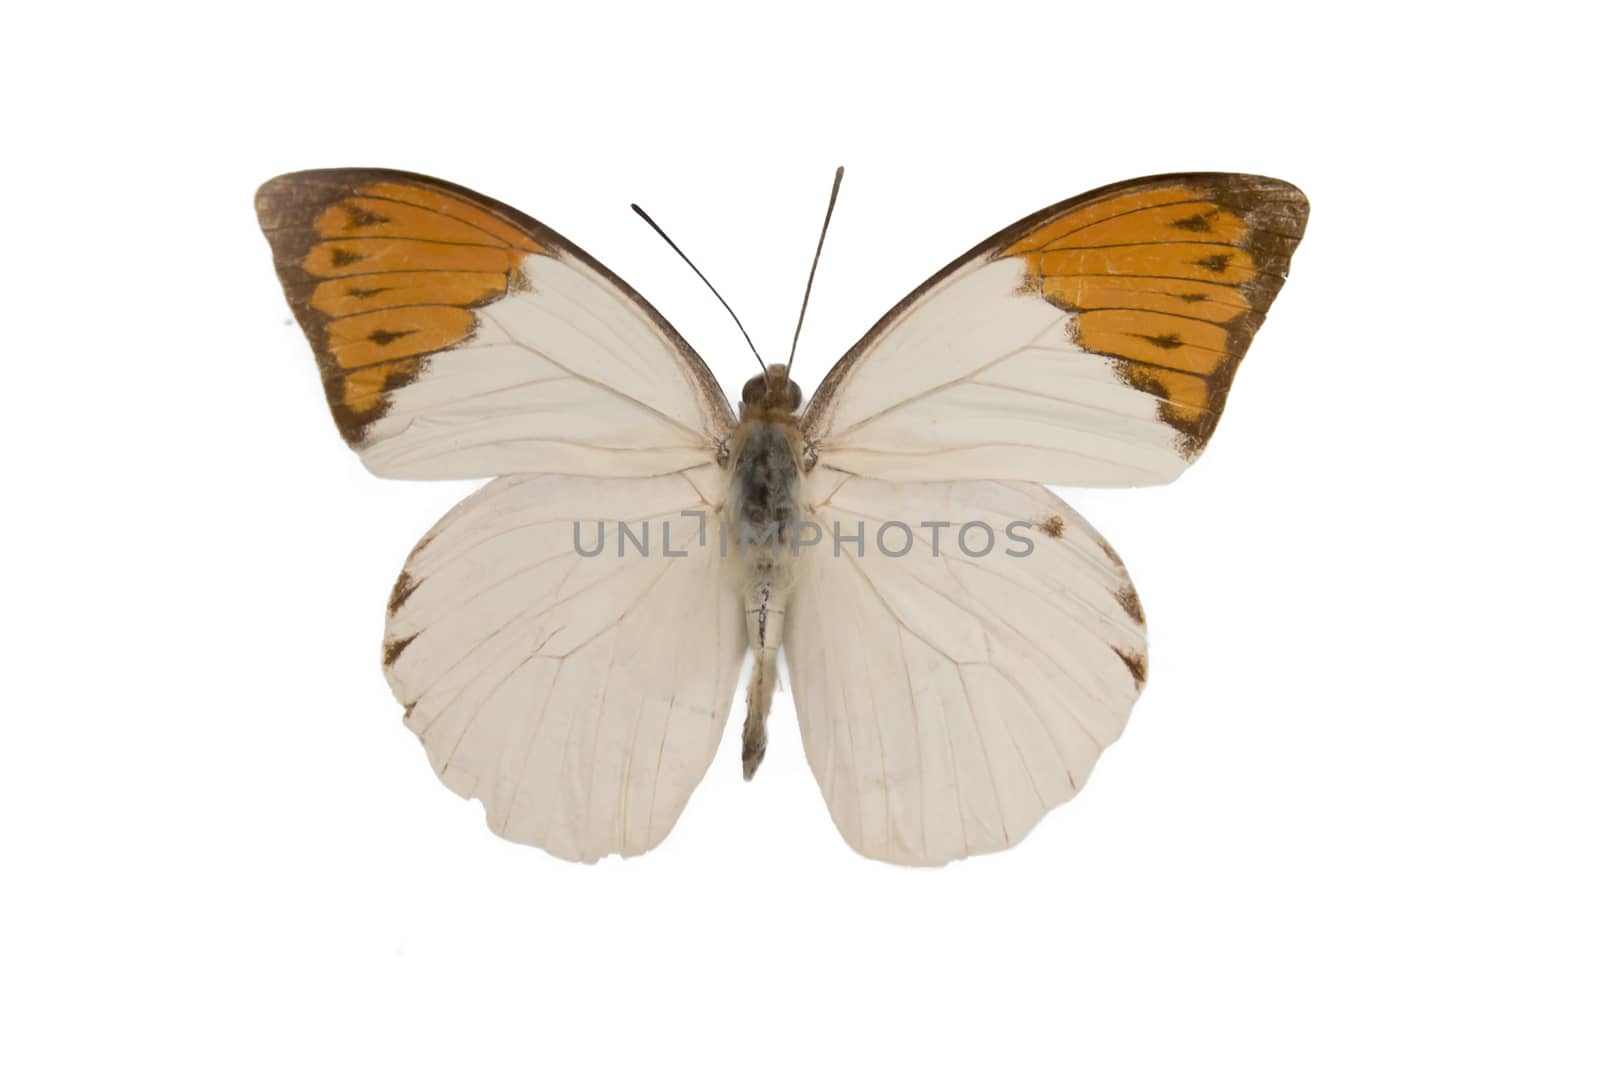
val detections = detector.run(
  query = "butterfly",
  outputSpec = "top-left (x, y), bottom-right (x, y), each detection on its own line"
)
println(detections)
top-left (255, 168), bottom-right (1308, 864)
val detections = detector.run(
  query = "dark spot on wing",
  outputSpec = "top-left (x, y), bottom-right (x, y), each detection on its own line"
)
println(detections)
top-left (383, 633), bottom-right (416, 669)
top-left (1169, 211), bottom-right (1216, 233)
top-left (342, 205), bottom-right (389, 229)
top-left (367, 328), bottom-right (414, 346)
top-left (1115, 649), bottom-right (1148, 688)
top-left (1115, 584), bottom-right (1145, 624)
top-left (388, 569), bottom-right (418, 616)
top-left (1037, 515), bottom-right (1066, 539)
top-left (1090, 531), bottom-right (1127, 568)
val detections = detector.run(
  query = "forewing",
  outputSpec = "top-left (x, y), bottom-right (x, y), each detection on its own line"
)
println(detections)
top-left (802, 173), bottom-right (1308, 486)
top-left (785, 473), bottom-right (1147, 865)
top-left (256, 168), bottom-right (734, 479)
top-left (384, 468), bottom-right (744, 861)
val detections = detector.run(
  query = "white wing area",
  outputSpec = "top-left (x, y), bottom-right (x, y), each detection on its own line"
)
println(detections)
top-left (384, 468), bottom-right (744, 861)
top-left (807, 259), bottom-right (1188, 487)
top-left (786, 473), bottom-right (1148, 865)
top-left (361, 252), bottom-right (731, 480)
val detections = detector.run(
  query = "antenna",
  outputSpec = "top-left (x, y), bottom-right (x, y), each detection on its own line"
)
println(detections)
top-left (786, 166), bottom-right (845, 374)
top-left (630, 202), bottom-right (766, 373)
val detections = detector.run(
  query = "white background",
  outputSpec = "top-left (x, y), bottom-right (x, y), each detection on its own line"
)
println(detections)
top-left (4, 2), bottom-right (1595, 1064)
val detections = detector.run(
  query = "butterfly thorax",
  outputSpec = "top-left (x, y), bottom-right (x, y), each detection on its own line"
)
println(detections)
top-left (728, 365), bottom-right (807, 779)
top-left (729, 362), bottom-right (807, 581)
top-left (729, 421), bottom-right (803, 548)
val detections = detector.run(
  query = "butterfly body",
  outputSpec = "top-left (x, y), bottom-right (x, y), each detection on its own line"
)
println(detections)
top-left (728, 364), bottom-right (807, 778)
top-left (256, 169), bottom-right (1307, 864)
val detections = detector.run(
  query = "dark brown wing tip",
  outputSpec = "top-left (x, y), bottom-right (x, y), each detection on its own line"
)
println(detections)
top-left (252, 170), bottom-right (388, 446)
top-left (253, 170), bottom-right (334, 229)
top-left (253, 168), bottom-right (406, 234)
top-left (1220, 174), bottom-right (1310, 245)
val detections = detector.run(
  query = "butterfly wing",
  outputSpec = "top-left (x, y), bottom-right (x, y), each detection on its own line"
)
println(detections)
top-left (385, 468), bottom-right (743, 860)
top-left (256, 168), bottom-right (734, 479)
top-left (802, 173), bottom-right (1308, 486)
top-left (785, 473), bottom-right (1147, 864)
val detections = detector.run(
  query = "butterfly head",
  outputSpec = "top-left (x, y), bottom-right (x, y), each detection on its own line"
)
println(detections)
top-left (741, 363), bottom-right (803, 414)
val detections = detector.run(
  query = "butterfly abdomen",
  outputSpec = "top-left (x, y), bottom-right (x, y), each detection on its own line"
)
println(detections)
top-left (729, 416), bottom-right (805, 780)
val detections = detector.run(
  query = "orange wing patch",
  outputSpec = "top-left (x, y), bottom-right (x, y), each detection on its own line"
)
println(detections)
top-left (1003, 175), bottom-right (1307, 457)
top-left (256, 171), bottom-right (545, 441)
